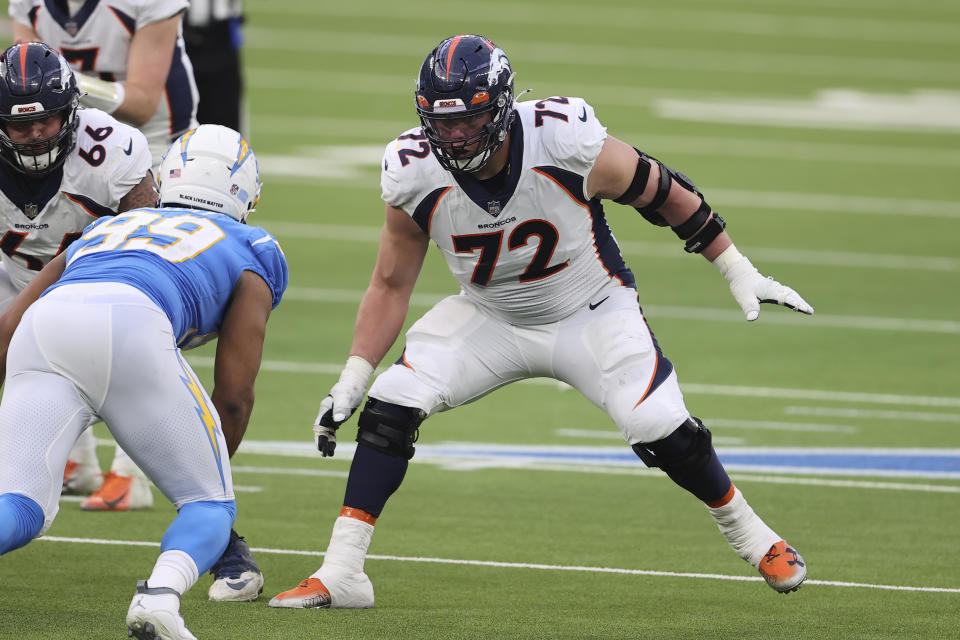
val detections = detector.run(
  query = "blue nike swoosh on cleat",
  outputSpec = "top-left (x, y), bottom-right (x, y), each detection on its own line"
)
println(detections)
top-left (578, 107), bottom-right (587, 122)
top-left (226, 578), bottom-right (253, 590)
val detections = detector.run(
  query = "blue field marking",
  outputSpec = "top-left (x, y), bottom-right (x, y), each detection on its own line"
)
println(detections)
top-left (148, 438), bottom-right (960, 480)
top-left (412, 444), bottom-right (960, 479)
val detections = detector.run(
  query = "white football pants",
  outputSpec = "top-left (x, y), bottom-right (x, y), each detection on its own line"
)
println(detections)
top-left (0, 283), bottom-right (234, 535)
top-left (369, 282), bottom-right (691, 444)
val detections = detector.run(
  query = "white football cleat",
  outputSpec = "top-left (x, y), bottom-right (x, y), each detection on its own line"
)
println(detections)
top-left (62, 459), bottom-right (102, 495)
top-left (269, 568), bottom-right (373, 609)
top-left (126, 580), bottom-right (196, 640)
top-left (80, 470), bottom-right (153, 511)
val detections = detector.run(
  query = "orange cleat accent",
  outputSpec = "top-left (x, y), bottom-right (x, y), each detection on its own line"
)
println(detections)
top-left (268, 578), bottom-right (331, 609)
top-left (758, 540), bottom-right (807, 593)
top-left (62, 459), bottom-right (102, 495)
top-left (80, 471), bottom-right (153, 511)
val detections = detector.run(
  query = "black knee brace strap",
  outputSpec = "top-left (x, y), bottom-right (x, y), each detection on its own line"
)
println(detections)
top-left (631, 417), bottom-right (713, 478)
top-left (356, 398), bottom-right (425, 460)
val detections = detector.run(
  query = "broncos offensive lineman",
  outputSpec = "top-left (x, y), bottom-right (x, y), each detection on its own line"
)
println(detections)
top-left (271, 35), bottom-right (812, 609)
top-left (0, 124), bottom-right (287, 640)
top-left (0, 42), bottom-right (155, 312)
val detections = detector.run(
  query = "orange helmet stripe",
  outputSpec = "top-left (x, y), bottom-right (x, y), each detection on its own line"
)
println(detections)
top-left (18, 45), bottom-right (28, 90)
top-left (444, 35), bottom-right (464, 81)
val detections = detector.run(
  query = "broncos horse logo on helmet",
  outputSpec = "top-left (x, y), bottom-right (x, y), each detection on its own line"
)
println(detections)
top-left (416, 34), bottom-right (516, 173)
top-left (0, 42), bottom-right (80, 175)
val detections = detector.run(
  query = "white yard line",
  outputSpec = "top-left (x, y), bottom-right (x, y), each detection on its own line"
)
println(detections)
top-left (37, 536), bottom-right (960, 594)
top-left (183, 355), bottom-right (960, 408)
top-left (558, 419), bottom-right (859, 435)
top-left (270, 286), bottom-right (960, 334)
top-left (246, 5), bottom-right (960, 44)
top-left (252, 119), bottom-right (960, 169)
top-left (786, 406), bottom-right (960, 422)
top-left (244, 31), bottom-right (959, 82)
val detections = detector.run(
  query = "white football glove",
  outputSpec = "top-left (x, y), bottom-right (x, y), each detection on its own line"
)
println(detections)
top-left (713, 245), bottom-right (814, 321)
top-left (75, 72), bottom-right (126, 114)
top-left (313, 355), bottom-right (374, 457)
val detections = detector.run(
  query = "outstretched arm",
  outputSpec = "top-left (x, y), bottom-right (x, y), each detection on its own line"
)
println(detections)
top-left (588, 135), bottom-right (813, 321)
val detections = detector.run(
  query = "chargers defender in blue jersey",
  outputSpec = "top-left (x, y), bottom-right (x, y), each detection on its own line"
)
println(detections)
top-left (0, 124), bottom-right (286, 640)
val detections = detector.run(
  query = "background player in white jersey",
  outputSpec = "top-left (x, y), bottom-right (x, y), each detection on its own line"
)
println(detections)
top-left (9, 0), bottom-right (200, 170)
top-left (0, 124), bottom-right (287, 640)
top-left (9, 0), bottom-right (202, 514)
top-left (0, 41), bottom-right (156, 502)
top-left (270, 35), bottom-right (813, 610)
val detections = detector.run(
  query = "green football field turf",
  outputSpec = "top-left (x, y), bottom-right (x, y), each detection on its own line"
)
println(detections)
top-left (1, 0), bottom-right (959, 637)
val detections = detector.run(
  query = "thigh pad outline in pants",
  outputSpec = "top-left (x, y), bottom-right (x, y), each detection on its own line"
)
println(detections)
top-left (556, 289), bottom-right (690, 445)
top-left (369, 295), bottom-right (530, 415)
top-left (98, 343), bottom-right (235, 508)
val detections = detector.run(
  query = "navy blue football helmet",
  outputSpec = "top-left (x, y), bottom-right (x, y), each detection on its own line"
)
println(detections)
top-left (0, 42), bottom-right (80, 175)
top-left (415, 35), bottom-right (515, 173)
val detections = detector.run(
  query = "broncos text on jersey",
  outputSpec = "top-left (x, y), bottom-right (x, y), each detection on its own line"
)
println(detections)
top-left (381, 97), bottom-right (634, 326)
top-left (0, 107), bottom-right (151, 293)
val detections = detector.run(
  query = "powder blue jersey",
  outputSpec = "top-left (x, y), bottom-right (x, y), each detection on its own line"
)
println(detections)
top-left (51, 207), bottom-right (288, 348)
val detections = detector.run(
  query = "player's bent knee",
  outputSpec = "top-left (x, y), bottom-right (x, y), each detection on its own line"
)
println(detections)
top-left (356, 398), bottom-right (426, 460)
top-left (631, 417), bottom-right (712, 479)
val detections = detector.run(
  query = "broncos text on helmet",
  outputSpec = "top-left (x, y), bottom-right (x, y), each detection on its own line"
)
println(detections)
top-left (0, 42), bottom-right (80, 176)
top-left (415, 34), bottom-right (516, 173)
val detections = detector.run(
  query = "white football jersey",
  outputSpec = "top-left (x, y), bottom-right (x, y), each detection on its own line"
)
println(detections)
top-left (382, 97), bottom-right (635, 325)
top-left (9, 0), bottom-right (199, 167)
top-left (0, 107), bottom-right (151, 291)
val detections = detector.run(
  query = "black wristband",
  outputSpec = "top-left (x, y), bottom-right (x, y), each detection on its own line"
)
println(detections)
top-left (671, 199), bottom-right (711, 240)
top-left (683, 212), bottom-right (726, 253)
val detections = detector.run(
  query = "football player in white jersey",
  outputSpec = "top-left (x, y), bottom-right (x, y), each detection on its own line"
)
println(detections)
top-left (270, 35), bottom-right (814, 610)
top-left (9, 0), bottom-right (200, 170)
top-left (0, 41), bottom-right (158, 502)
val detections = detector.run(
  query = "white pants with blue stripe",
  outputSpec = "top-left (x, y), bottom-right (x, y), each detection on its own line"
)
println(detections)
top-left (0, 282), bottom-right (233, 535)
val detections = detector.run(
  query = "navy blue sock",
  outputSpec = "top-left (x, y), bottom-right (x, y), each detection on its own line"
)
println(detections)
top-left (670, 449), bottom-right (732, 504)
top-left (641, 425), bottom-right (732, 503)
top-left (342, 444), bottom-right (408, 518)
